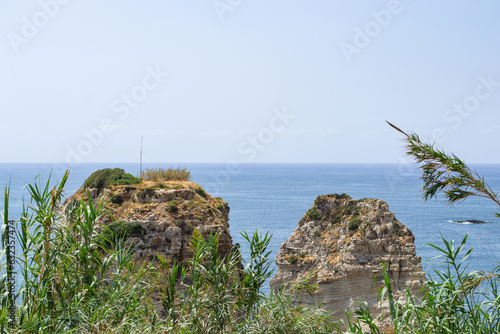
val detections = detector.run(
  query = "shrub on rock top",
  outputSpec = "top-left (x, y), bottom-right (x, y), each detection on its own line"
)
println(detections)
top-left (83, 168), bottom-right (142, 191)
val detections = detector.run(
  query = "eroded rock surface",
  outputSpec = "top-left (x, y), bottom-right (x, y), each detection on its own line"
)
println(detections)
top-left (270, 194), bottom-right (425, 325)
top-left (64, 180), bottom-right (233, 265)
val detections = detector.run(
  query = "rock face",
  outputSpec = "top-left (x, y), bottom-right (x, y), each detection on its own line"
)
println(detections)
top-left (65, 180), bottom-right (234, 266)
top-left (270, 194), bottom-right (425, 325)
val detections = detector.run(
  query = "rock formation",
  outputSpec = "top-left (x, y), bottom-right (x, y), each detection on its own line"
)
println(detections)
top-left (64, 180), bottom-right (234, 266)
top-left (270, 194), bottom-right (425, 326)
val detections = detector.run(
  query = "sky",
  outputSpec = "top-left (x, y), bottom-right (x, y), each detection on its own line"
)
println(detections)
top-left (1, 1), bottom-right (499, 165)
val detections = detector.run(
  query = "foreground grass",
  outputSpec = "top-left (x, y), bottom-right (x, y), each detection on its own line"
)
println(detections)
top-left (0, 173), bottom-right (499, 333)
top-left (0, 173), bottom-right (332, 333)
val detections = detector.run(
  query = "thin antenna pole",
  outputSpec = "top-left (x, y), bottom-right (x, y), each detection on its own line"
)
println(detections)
top-left (140, 136), bottom-right (143, 178)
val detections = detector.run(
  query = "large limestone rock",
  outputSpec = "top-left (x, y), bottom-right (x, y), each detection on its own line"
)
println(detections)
top-left (270, 194), bottom-right (425, 326)
top-left (64, 180), bottom-right (234, 265)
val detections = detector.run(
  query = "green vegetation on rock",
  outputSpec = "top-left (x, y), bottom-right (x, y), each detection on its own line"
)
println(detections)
top-left (109, 193), bottom-right (124, 204)
top-left (194, 187), bottom-right (206, 197)
top-left (166, 200), bottom-right (179, 212)
top-left (307, 207), bottom-right (320, 220)
top-left (100, 220), bottom-right (145, 245)
top-left (83, 168), bottom-right (141, 191)
top-left (348, 217), bottom-right (361, 230)
top-left (314, 193), bottom-right (351, 207)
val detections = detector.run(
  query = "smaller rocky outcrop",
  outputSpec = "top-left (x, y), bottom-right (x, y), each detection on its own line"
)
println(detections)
top-left (65, 180), bottom-right (233, 266)
top-left (270, 194), bottom-right (425, 326)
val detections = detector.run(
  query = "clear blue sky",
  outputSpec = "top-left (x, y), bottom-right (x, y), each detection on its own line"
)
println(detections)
top-left (1, 1), bottom-right (499, 164)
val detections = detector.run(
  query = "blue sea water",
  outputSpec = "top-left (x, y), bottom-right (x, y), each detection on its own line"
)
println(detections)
top-left (1, 163), bottom-right (500, 292)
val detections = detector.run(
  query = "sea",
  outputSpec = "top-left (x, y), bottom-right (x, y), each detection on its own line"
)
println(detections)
top-left (1, 163), bottom-right (500, 292)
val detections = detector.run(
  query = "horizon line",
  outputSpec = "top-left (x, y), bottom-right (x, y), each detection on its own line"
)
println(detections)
top-left (1, 162), bottom-right (500, 165)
